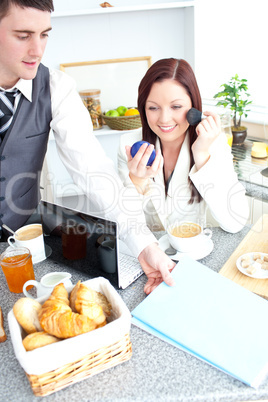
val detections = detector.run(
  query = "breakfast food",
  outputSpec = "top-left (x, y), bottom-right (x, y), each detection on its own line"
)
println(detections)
top-left (38, 283), bottom-right (97, 339)
top-left (241, 255), bottom-right (250, 262)
top-left (262, 262), bottom-right (268, 270)
top-left (100, 2), bottom-right (113, 7)
top-left (256, 258), bottom-right (263, 265)
top-left (246, 265), bottom-right (257, 275)
top-left (13, 298), bottom-right (42, 334)
top-left (253, 253), bottom-right (262, 260)
top-left (238, 252), bottom-right (268, 276)
top-left (79, 90), bottom-right (103, 130)
top-left (0, 307), bottom-right (7, 343)
top-left (1, 248), bottom-right (35, 293)
top-left (13, 281), bottom-right (112, 350)
top-left (22, 331), bottom-right (60, 351)
top-left (70, 281), bottom-right (111, 327)
top-left (241, 260), bottom-right (250, 268)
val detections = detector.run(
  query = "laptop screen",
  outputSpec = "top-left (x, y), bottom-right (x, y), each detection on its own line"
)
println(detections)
top-left (38, 201), bottom-right (120, 288)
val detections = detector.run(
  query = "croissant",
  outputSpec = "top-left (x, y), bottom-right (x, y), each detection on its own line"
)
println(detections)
top-left (38, 283), bottom-right (96, 338)
top-left (70, 281), bottom-right (111, 327)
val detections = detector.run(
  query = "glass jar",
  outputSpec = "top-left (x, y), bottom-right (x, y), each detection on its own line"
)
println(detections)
top-left (219, 110), bottom-right (233, 147)
top-left (79, 89), bottom-right (103, 130)
top-left (0, 246), bottom-right (35, 293)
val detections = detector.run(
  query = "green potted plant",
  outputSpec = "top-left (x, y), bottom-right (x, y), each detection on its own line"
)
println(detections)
top-left (213, 74), bottom-right (252, 145)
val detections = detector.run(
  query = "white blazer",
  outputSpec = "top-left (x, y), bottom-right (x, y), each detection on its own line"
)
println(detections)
top-left (117, 129), bottom-right (249, 233)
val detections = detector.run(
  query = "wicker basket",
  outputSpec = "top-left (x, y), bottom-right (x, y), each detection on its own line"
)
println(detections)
top-left (8, 277), bottom-right (132, 397)
top-left (26, 334), bottom-right (132, 397)
top-left (102, 113), bottom-right (142, 130)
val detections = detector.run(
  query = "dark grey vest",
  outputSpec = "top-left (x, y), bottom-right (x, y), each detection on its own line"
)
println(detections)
top-left (0, 64), bottom-right (52, 235)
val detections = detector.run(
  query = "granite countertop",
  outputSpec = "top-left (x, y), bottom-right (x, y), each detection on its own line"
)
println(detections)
top-left (1, 226), bottom-right (268, 402)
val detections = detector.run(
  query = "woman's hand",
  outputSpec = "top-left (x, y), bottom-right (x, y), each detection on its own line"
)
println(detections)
top-left (125, 143), bottom-right (163, 194)
top-left (138, 243), bottom-right (176, 294)
top-left (192, 111), bottom-right (221, 170)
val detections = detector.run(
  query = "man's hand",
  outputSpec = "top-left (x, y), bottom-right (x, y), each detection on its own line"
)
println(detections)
top-left (138, 243), bottom-right (176, 294)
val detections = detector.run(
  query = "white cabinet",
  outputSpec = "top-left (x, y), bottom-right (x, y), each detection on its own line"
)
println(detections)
top-left (43, 1), bottom-right (195, 71)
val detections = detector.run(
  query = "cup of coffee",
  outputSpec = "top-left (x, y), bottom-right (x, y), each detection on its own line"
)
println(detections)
top-left (0, 246), bottom-right (35, 293)
top-left (23, 272), bottom-right (72, 299)
top-left (167, 221), bottom-right (212, 253)
top-left (8, 223), bottom-right (46, 264)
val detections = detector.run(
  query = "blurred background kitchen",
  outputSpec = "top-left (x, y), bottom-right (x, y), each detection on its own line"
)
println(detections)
top-left (41, 0), bottom-right (268, 224)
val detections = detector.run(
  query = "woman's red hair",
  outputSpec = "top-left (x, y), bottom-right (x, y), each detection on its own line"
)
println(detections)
top-left (138, 58), bottom-right (202, 203)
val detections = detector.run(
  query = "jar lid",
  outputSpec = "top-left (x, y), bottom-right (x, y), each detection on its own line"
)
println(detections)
top-left (79, 89), bottom-right (101, 96)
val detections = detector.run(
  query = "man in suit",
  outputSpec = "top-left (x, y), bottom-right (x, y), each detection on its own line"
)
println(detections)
top-left (0, 0), bottom-right (175, 294)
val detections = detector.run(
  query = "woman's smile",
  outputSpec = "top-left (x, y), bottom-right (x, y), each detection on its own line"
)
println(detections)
top-left (159, 125), bottom-right (177, 133)
top-left (145, 79), bottom-right (192, 142)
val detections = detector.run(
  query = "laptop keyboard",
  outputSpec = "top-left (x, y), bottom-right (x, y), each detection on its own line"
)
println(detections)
top-left (119, 253), bottom-right (144, 287)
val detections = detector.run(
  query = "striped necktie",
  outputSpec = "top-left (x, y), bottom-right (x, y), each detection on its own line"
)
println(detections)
top-left (0, 89), bottom-right (19, 141)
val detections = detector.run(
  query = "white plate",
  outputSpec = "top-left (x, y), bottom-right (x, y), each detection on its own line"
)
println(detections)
top-left (158, 234), bottom-right (214, 261)
top-left (236, 252), bottom-right (268, 279)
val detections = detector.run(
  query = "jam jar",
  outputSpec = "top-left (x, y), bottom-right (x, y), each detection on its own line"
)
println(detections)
top-left (79, 89), bottom-right (103, 130)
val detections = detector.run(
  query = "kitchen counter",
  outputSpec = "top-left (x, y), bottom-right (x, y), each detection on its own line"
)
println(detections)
top-left (1, 225), bottom-right (268, 402)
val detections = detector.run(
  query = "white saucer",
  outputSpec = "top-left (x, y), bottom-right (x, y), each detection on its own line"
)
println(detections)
top-left (159, 234), bottom-right (214, 261)
top-left (5, 244), bottom-right (52, 264)
top-left (34, 244), bottom-right (52, 264)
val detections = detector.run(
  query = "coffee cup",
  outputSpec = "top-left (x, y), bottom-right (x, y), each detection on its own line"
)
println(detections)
top-left (167, 221), bottom-right (212, 253)
top-left (23, 272), bottom-right (72, 299)
top-left (8, 223), bottom-right (46, 264)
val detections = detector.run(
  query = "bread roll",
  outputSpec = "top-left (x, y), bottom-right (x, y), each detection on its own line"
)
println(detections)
top-left (13, 298), bottom-right (42, 334)
top-left (0, 307), bottom-right (7, 343)
top-left (22, 331), bottom-right (60, 351)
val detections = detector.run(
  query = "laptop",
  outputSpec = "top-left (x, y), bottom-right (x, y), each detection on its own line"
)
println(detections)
top-left (37, 201), bottom-right (144, 289)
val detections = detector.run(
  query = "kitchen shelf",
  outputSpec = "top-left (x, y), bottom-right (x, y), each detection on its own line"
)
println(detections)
top-left (94, 126), bottom-right (140, 137)
top-left (52, 1), bottom-right (194, 18)
top-left (48, 126), bottom-right (138, 140)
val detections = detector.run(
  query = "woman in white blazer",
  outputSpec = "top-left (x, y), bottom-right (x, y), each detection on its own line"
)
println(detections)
top-left (117, 59), bottom-right (249, 234)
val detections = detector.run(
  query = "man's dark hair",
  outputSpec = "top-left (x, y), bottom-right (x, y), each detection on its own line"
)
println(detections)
top-left (0, 0), bottom-right (54, 21)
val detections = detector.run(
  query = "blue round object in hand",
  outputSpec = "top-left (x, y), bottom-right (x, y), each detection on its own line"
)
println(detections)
top-left (130, 141), bottom-right (156, 166)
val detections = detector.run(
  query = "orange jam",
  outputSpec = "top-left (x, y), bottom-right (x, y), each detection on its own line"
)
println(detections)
top-left (1, 251), bottom-right (35, 293)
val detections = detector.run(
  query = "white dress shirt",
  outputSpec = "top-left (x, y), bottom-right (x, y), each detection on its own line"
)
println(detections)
top-left (118, 130), bottom-right (250, 233)
top-left (5, 68), bottom-right (157, 257)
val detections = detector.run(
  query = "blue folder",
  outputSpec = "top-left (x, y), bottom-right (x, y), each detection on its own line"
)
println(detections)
top-left (131, 255), bottom-right (268, 388)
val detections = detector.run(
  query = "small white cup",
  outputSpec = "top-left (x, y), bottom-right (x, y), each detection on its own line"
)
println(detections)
top-left (8, 223), bottom-right (46, 264)
top-left (167, 221), bottom-right (212, 253)
top-left (23, 272), bottom-right (72, 299)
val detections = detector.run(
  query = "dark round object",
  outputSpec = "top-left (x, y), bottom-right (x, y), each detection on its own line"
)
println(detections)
top-left (186, 108), bottom-right (202, 125)
top-left (130, 141), bottom-right (156, 166)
